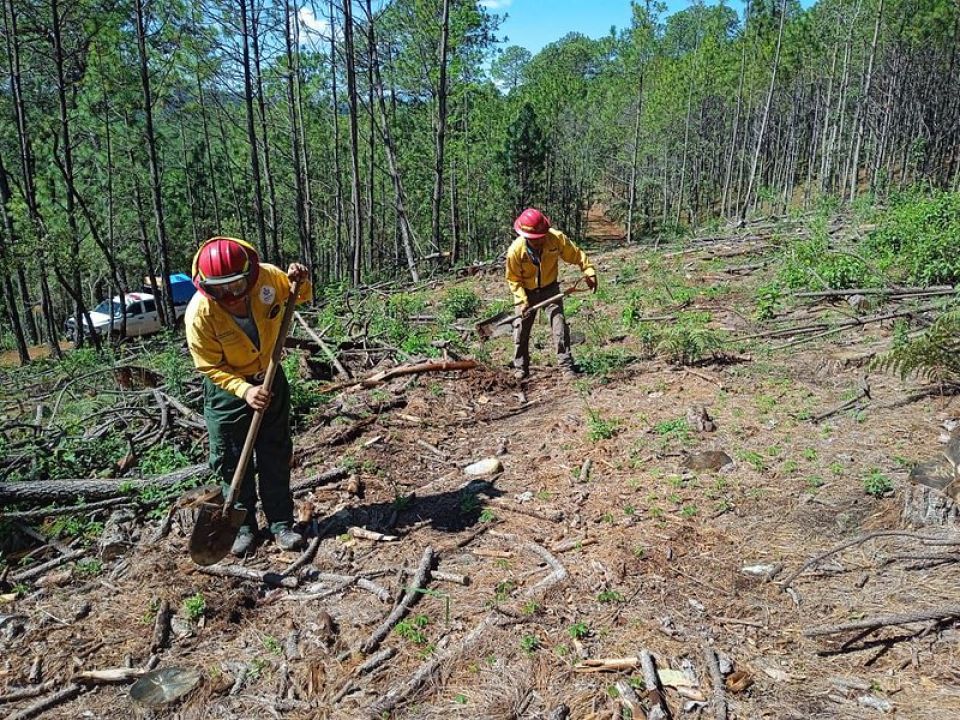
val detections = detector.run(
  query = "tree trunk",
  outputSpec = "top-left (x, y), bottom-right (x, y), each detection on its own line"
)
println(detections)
top-left (0, 465), bottom-right (207, 504)
top-left (430, 0), bottom-right (451, 256)
top-left (740, 0), bottom-right (788, 222)
top-left (238, 0), bottom-right (269, 261)
top-left (196, 66), bottom-right (222, 232)
top-left (343, 0), bottom-right (364, 285)
top-left (134, 0), bottom-right (177, 327)
top-left (4, 0), bottom-right (61, 359)
top-left (251, 4), bottom-right (282, 264)
top-left (366, 3), bottom-right (420, 282)
top-left (0, 155), bottom-right (30, 365)
top-left (847, 0), bottom-right (884, 201)
top-left (285, 0), bottom-right (312, 281)
top-left (329, 0), bottom-right (345, 281)
top-left (626, 71), bottom-right (644, 242)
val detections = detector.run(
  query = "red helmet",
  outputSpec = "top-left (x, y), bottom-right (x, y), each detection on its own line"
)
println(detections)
top-left (514, 208), bottom-right (550, 240)
top-left (192, 236), bottom-right (260, 299)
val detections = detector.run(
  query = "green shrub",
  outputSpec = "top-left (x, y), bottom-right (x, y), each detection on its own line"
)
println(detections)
top-left (778, 237), bottom-right (875, 290)
top-left (865, 192), bottom-right (960, 286)
top-left (863, 469), bottom-right (893, 498)
top-left (441, 288), bottom-right (481, 319)
top-left (656, 312), bottom-right (723, 365)
top-left (577, 347), bottom-right (634, 376)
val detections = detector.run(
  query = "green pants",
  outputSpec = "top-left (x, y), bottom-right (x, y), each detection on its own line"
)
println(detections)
top-left (203, 369), bottom-right (293, 535)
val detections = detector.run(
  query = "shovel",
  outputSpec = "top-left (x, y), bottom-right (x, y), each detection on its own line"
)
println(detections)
top-left (188, 279), bottom-right (303, 566)
top-left (475, 280), bottom-right (588, 340)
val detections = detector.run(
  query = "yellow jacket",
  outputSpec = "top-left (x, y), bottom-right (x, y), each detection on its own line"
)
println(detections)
top-left (185, 263), bottom-right (312, 399)
top-left (505, 229), bottom-right (596, 306)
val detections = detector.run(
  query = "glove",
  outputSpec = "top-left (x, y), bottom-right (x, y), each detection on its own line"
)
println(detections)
top-left (585, 274), bottom-right (598, 293)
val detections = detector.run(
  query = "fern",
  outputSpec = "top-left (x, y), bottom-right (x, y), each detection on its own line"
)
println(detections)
top-left (873, 310), bottom-right (960, 385)
top-left (656, 312), bottom-right (724, 366)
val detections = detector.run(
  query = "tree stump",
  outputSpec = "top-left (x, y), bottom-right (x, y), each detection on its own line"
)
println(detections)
top-left (902, 456), bottom-right (959, 527)
top-left (99, 508), bottom-right (136, 560)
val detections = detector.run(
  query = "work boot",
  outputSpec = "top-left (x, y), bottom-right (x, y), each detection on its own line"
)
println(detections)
top-left (561, 364), bottom-right (582, 379)
top-left (231, 526), bottom-right (256, 557)
top-left (275, 527), bottom-right (304, 551)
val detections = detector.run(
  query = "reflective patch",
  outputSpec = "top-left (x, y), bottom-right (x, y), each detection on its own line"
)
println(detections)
top-left (260, 285), bottom-right (276, 304)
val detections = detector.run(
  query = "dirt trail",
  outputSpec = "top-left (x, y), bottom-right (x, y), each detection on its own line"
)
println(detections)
top-left (2, 230), bottom-right (959, 719)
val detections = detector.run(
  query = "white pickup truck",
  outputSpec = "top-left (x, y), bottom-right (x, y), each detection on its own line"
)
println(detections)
top-left (65, 292), bottom-right (187, 340)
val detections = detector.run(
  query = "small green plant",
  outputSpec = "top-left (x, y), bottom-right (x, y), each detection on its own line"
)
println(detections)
top-left (141, 598), bottom-right (161, 625)
top-left (863, 469), bottom-right (894, 497)
top-left (183, 592), bottom-right (206, 621)
top-left (493, 580), bottom-right (516, 603)
top-left (478, 508), bottom-right (497, 523)
top-left (738, 450), bottom-right (767, 472)
top-left (568, 621), bottom-right (590, 639)
top-left (453, 693), bottom-right (468, 705)
top-left (587, 409), bottom-right (619, 441)
top-left (520, 633), bottom-right (540, 653)
top-left (680, 504), bottom-right (699, 519)
top-left (754, 283), bottom-right (783, 321)
top-left (394, 614), bottom-right (430, 644)
top-left (802, 448), bottom-right (818, 461)
top-left (597, 589), bottom-right (625, 603)
top-left (805, 475), bottom-right (825, 491)
top-left (262, 635), bottom-right (283, 656)
top-left (656, 312), bottom-right (724, 365)
top-left (75, 558), bottom-right (103, 577)
top-left (521, 600), bottom-right (541, 615)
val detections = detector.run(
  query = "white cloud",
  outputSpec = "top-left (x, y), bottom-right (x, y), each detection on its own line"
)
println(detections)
top-left (480, 0), bottom-right (513, 9)
top-left (298, 7), bottom-right (329, 35)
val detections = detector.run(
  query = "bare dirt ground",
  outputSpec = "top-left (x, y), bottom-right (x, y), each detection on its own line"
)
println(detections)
top-left (2, 208), bottom-right (959, 719)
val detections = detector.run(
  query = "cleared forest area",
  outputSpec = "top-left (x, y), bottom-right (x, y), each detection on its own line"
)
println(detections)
top-left (2, 199), bottom-right (960, 718)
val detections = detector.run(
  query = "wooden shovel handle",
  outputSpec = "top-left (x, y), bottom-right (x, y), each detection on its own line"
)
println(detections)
top-left (223, 279), bottom-right (303, 511)
top-left (520, 278), bottom-right (588, 319)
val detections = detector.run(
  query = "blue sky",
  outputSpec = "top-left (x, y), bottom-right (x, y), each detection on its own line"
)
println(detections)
top-left (483, 0), bottom-right (740, 55)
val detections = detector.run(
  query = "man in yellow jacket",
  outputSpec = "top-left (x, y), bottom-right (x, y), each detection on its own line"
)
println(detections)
top-left (185, 236), bottom-right (311, 556)
top-left (505, 208), bottom-right (597, 379)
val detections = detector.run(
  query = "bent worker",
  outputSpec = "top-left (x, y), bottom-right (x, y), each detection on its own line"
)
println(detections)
top-left (185, 237), bottom-right (311, 556)
top-left (505, 208), bottom-right (597, 380)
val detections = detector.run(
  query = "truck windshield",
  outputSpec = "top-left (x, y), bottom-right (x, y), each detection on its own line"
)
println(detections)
top-left (94, 300), bottom-right (123, 317)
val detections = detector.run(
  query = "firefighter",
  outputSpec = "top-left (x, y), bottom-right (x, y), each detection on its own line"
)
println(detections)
top-left (186, 237), bottom-right (311, 556)
top-left (505, 208), bottom-right (597, 379)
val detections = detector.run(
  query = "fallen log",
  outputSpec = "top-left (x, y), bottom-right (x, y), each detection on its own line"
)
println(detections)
top-left (804, 606), bottom-right (960, 637)
top-left (290, 466), bottom-right (349, 496)
top-left (641, 650), bottom-right (670, 720)
top-left (0, 464), bottom-right (206, 504)
top-left (5, 684), bottom-right (81, 720)
top-left (11, 549), bottom-right (84, 583)
top-left (197, 564), bottom-right (299, 588)
top-left (359, 546), bottom-right (434, 655)
top-left (319, 359), bottom-right (478, 393)
top-left (1, 497), bottom-right (132, 521)
top-left (702, 646), bottom-right (728, 720)
top-left (366, 538), bottom-right (567, 718)
top-left (795, 285), bottom-right (955, 299)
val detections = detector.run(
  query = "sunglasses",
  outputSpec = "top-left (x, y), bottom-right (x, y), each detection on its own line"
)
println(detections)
top-left (204, 276), bottom-right (249, 300)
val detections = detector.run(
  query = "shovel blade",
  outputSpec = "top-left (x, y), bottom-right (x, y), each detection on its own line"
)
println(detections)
top-left (475, 311), bottom-right (516, 340)
top-left (188, 502), bottom-right (247, 566)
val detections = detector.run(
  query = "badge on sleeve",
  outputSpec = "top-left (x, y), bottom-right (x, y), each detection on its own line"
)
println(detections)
top-left (260, 285), bottom-right (276, 305)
